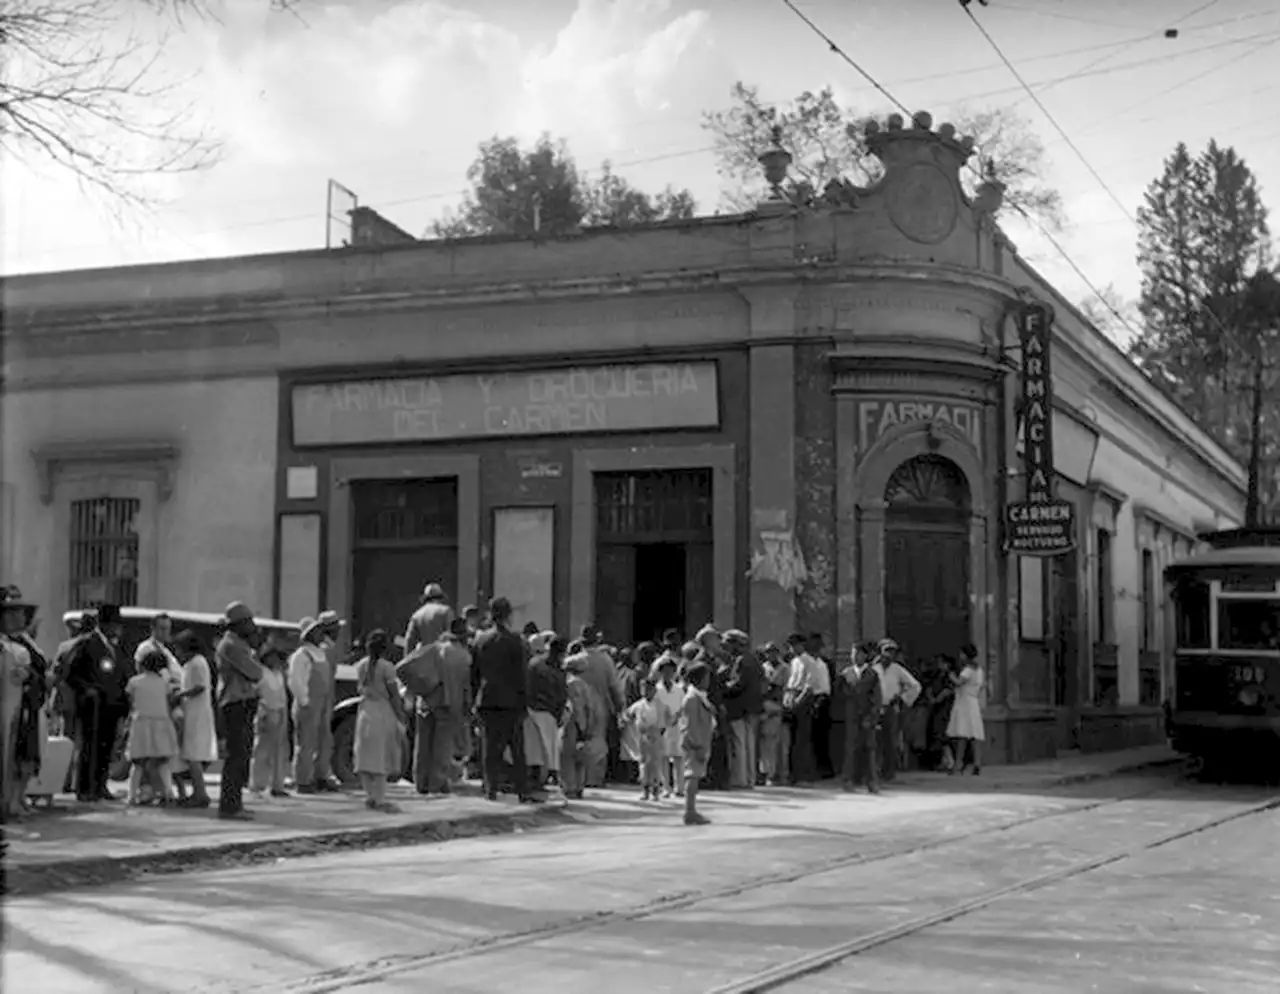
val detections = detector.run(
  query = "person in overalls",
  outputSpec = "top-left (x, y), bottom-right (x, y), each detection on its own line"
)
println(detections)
top-left (288, 612), bottom-right (342, 793)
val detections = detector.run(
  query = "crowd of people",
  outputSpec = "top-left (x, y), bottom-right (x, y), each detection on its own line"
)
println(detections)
top-left (0, 578), bottom-right (989, 829)
top-left (383, 584), bottom-right (989, 825)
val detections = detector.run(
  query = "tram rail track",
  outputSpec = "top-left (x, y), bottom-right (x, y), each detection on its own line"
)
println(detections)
top-left (711, 791), bottom-right (1280, 994)
top-left (250, 771), bottom-right (1195, 994)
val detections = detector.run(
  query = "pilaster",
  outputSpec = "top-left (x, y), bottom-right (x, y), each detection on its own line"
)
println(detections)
top-left (741, 287), bottom-right (799, 640)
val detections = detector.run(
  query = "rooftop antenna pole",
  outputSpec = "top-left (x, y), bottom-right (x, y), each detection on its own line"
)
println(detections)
top-left (326, 179), bottom-right (359, 249)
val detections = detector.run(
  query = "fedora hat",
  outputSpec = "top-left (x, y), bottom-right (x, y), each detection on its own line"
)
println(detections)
top-left (422, 583), bottom-right (447, 602)
top-left (298, 616), bottom-right (321, 640)
top-left (96, 603), bottom-right (122, 626)
top-left (224, 601), bottom-right (254, 625)
top-left (316, 609), bottom-right (345, 629)
top-left (0, 585), bottom-right (37, 622)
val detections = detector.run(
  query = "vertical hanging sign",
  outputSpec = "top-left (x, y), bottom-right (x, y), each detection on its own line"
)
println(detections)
top-left (1005, 300), bottom-right (1076, 555)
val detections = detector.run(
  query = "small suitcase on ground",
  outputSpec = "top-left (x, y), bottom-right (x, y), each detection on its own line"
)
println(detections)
top-left (27, 735), bottom-right (75, 807)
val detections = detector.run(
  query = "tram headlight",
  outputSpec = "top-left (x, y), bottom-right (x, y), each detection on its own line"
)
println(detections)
top-left (1237, 687), bottom-right (1261, 707)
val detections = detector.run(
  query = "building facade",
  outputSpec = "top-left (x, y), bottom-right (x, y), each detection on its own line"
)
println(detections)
top-left (1, 111), bottom-right (1244, 763)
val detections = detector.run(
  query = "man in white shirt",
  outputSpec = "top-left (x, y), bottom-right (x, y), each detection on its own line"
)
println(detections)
top-left (784, 632), bottom-right (828, 784)
top-left (873, 638), bottom-right (921, 782)
top-left (134, 613), bottom-right (183, 688)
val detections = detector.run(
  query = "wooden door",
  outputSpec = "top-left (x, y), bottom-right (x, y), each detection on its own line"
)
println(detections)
top-left (595, 544), bottom-right (636, 645)
top-left (883, 455), bottom-right (973, 670)
top-left (885, 526), bottom-right (971, 667)
top-left (352, 546), bottom-right (458, 648)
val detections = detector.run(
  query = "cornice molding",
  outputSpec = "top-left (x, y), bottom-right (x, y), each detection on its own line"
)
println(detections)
top-left (4, 261), bottom-right (1020, 337)
top-left (32, 441), bottom-right (181, 506)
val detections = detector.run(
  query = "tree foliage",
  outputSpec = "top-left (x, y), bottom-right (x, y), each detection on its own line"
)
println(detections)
top-left (0, 1), bottom-right (295, 202)
top-left (1128, 140), bottom-right (1277, 517)
top-left (700, 83), bottom-right (1065, 230)
top-left (431, 134), bottom-right (697, 240)
top-left (1076, 283), bottom-right (1140, 346)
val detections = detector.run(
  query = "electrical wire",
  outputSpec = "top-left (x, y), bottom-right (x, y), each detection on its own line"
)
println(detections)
top-left (11, 143), bottom-right (723, 264)
top-left (1028, 0), bottom-right (1221, 102)
top-left (960, 4), bottom-right (1137, 226)
top-left (777, 0), bottom-right (1139, 338)
top-left (928, 27), bottom-right (1280, 107)
top-left (1073, 31), bottom-right (1280, 142)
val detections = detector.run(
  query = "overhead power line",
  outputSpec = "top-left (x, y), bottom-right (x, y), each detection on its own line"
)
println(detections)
top-left (1028, 0), bottom-right (1222, 102)
top-left (960, 3), bottom-right (1137, 226)
top-left (776, 0), bottom-right (1138, 339)
top-left (9, 144), bottom-right (722, 264)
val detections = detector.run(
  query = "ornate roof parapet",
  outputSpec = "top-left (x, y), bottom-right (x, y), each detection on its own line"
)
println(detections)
top-left (862, 110), bottom-right (976, 179)
top-left (858, 110), bottom-right (977, 246)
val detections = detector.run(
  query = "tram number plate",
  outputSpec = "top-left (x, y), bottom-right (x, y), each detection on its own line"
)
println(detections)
top-left (1228, 665), bottom-right (1266, 685)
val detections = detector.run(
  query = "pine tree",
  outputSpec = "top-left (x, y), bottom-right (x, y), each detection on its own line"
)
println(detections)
top-left (1129, 141), bottom-right (1275, 519)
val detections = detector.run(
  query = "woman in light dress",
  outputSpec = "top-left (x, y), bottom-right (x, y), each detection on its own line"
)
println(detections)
top-left (175, 630), bottom-right (218, 808)
top-left (353, 630), bottom-right (406, 812)
top-left (946, 643), bottom-right (985, 776)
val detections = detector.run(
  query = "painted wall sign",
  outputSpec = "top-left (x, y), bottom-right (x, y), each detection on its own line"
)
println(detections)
top-left (857, 397), bottom-right (982, 454)
top-left (292, 361), bottom-right (720, 446)
top-left (1007, 300), bottom-right (1076, 556)
top-left (518, 459), bottom-right (563, 480)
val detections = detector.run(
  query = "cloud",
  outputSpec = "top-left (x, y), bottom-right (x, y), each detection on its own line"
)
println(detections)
top-left (3, 0), bottom-right (719, 274)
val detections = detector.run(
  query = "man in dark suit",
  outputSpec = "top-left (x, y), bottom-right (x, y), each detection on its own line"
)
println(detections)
top-left (65, 604), bottom-right (131, 801)
top-left (471, 596), bottom-right (540, 804)
top-left (840, 641), bottom-right (883, 794)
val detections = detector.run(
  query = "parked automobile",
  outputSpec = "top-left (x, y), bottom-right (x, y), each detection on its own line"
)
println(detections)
top-left (61, 607), bottom-right (308, 780)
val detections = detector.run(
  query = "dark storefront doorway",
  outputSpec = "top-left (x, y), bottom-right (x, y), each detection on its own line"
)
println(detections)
top-left (594, 469), bottom-right (713, 645)
top-left (883, 455), bottom-right (972, 668)
top-left (350, 478), bottom-right (458, 647)
top-left (1051, 549), bottom-right (1081, 748)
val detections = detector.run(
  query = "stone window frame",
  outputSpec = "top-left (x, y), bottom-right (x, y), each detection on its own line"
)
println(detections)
top-left (1087, 480), bottom-right (1125, 706)
top-left (33, 442), bottom-right (179, 620)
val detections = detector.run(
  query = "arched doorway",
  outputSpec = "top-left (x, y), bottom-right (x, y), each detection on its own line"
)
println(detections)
top-left (883, 454), bottom-right (972, 667)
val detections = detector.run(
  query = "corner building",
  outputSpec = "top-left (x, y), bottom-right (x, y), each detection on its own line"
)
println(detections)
top-left (0, 111), bottom-right (1244, 763)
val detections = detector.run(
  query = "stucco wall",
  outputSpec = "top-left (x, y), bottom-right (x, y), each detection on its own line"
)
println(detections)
top-left (1001, 255), bottom-right (1244, 713)
top-left (1, 377), bottom-right (278, 655)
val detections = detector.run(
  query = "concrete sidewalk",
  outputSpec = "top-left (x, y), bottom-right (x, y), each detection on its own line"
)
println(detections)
top-left (2, 742), bottom-right (1179, 896)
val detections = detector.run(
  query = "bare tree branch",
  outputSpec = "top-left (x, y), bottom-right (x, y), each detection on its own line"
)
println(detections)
top-left (1, 1), bottom-right (301, 210)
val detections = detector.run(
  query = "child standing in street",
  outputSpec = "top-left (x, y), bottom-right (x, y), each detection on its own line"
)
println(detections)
top-left (623, 678), bottom-right (671, 801)
top-left (651, 654), bottom-right (684, 797)
top-left (679, 662), bottom-right (716, 826)
top-left (126, 651), bottom-right (180, 806)
top-left (251, 644), bottom-right (291, 798)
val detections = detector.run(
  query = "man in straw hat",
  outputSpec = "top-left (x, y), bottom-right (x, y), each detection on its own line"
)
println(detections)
top-left (873, 637), bottom-right (920, 783)
top-left (288, 612), bottom-right (342, 794)
top-left (216, 602), bottom-right (263, 819)
top-left (63, 602), bottom-right (130, 802)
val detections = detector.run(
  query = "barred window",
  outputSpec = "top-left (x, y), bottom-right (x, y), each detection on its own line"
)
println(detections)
top-left (69, 497), bottom-right (140, 608)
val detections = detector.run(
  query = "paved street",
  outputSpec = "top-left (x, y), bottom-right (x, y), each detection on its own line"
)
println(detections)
top-left (5, 762), bottom-right (1277, 994)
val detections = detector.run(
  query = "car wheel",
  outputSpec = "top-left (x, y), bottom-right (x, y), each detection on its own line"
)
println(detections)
top-left (331, 714), bottom-right (357, 785)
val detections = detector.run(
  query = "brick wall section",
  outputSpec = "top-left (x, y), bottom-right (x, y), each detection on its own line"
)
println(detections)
top-left (794, 341), bottom-right (837, 643)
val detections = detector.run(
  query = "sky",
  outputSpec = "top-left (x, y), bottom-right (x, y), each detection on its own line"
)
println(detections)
top-left (2, 0), bottom-right (1278, 334)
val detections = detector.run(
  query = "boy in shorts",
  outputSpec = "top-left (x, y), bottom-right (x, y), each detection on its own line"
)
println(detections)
top-left (679, 662), bottom-right (717, 826)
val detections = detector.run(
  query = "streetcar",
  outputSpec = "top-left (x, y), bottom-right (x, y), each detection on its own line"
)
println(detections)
top-left (1166, 527), bottom-right (1280, 766)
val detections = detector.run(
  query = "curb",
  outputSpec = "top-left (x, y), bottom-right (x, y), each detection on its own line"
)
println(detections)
top-left (2, 804), bottom-right (578, 899)
top-left (1047, 755), bottom-right (1184, 788)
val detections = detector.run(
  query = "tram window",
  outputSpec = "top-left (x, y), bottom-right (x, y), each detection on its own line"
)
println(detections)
top-left (1173, 580), bottom-right (1210, 649)
top-left (1216, 599), bottom-right (1280, 651)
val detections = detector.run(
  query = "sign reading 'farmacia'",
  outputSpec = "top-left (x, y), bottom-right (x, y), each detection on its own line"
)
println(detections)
top-left (292, 362), bottom-right (720, 446)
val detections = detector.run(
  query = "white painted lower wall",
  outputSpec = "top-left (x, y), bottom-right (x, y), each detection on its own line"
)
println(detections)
top-left (1, 377), bottom-right (278, 658)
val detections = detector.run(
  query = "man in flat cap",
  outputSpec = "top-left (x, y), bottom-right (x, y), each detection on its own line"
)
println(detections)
top-left (720, 629), bottom-right (763, 789)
